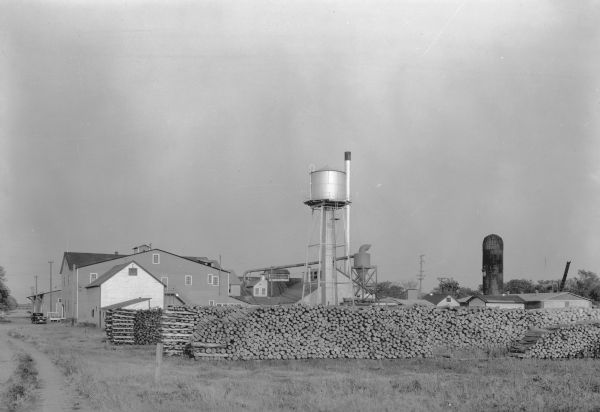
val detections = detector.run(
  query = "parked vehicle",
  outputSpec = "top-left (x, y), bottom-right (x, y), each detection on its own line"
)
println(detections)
top-left (30, 312), bottom-right (47, 324)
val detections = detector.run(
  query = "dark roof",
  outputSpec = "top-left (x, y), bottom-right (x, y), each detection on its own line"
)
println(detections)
top-left (60, 249), bottom-right (230, 273)
top-left (61, 252), bottom-right (127, 272)
top-left (86, 261), bottom-right (163, 288)
top-left (165, 291), bottom-right (187, 305)
top-left (26, 289), bottom-right (62, 299)
top-left (422, 294), bottom-right (456, 305)
top-left (101, 298), bottom-right (151, 311)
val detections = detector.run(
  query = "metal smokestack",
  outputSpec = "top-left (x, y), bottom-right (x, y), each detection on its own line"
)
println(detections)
top-left (344, 152), bottom-right (351, 282)
top-left (345, 152), bottom-right (351, 202)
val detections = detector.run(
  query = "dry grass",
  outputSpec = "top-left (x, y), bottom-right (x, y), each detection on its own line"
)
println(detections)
top-left (7, 320), bottom-right (600, 412)
top-left (1, 352), bottom-right (40, 412)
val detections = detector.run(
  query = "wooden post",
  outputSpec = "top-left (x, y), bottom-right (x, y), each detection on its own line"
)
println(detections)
top-left (155, 342), bottom-right (163, 383)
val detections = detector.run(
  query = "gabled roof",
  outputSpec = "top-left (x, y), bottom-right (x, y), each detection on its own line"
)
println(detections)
top-left (464, 294), bottom-right (524, 304)
top-left (515, 292), bottom-right (591, 302)
top-left (422, 294), bottom-right (457, 305)
top-left (60, 249), bottom-right (230, 273)
top-left (101, 297), bottom-right (151, 311)
top-left (60, 252), bottom-right (127, 273)
top-left (86, 261), bottom-right (162, 288)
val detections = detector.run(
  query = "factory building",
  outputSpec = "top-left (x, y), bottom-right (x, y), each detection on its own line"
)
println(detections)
top-left (58, 245), bottom-right (243, 322)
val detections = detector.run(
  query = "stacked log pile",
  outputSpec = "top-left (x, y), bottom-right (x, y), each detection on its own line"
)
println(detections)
top-left (181, 306), bottom-right (600, 360)
top-left (522, 322), bottom-right (600, 359)
top-left (134, 308), bottom-right (162, 345)
top-left (104, 310), bottom-right (114, 341)
top-left (509, 328), bottom-right (550, 356)
top-left (107, 309), bottom-right (136, 345)
top-left (105, 305), bottom-right (600, 360)
top-left (160, 308), bottom-right (198, 355)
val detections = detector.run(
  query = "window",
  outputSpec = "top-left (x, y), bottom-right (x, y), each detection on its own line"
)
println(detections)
top-left (129, 267), bottom-right (138, 276)
top-left (254, 286), bottom-right (267, 297)
top-left (91, 309), bottom-right (95, 318)
top-left (90, 273), bottom-right (97, 283)
top-left (446, 297), bottom-right (451, 302)
top-left (208, 300), bottom-right (215, 306)
top-left (153, 254), bottom-right (160, 264)
top-left (207, 274), bottom-right (220, 286)
top-left (185, 275), bottom-right (192, 286)
top-left (161, 277), bottom-right (168, 287)
top-left (57, 298), bottom-right (62, 303)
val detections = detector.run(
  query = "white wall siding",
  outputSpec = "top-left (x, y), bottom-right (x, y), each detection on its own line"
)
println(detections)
top-left (101, 263), bottom-right (164, 309)
top-left (486, 303), bottom-right (525, 310)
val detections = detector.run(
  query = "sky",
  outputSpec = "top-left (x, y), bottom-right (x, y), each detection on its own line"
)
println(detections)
top-left (1, 1), bottom-right (599, 302)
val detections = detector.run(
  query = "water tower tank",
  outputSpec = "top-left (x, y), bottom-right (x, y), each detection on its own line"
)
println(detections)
top-left (307, 169), bottom-right (347, 203)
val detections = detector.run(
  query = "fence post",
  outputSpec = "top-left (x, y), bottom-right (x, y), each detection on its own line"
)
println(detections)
top-left (155, 342), bottom-right (163, 383)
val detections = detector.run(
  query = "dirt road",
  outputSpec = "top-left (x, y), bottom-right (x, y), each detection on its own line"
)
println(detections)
top-left (0, 316), bottom-right (87, 412)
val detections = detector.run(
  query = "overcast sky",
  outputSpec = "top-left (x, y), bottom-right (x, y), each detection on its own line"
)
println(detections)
top-left (1, 1), bottom-right (599, 301)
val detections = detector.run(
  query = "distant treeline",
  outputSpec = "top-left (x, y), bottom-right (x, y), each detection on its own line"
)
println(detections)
top-left (377, 269), bottom-right (600, 301)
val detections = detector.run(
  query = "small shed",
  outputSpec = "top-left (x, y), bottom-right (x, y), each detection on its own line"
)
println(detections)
top-left (422, 294), bottom-right (460, 307)
top-left (516, 292), bottom-right (592, 309)
top-left (461, 294), bottom-right (525, 309)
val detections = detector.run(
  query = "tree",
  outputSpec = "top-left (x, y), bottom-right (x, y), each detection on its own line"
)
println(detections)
top-left (504, 279), bottom-right (536, 294)
top-left (536, 279), bottom-right (559, 293)
top-left (0, 266), bottom-right (11, 310)
top-left (456, 286), bottom-right (480, 298)
top-left (434, 277), bottom-right (460, 295)
top-left (564, 270), bottom-right (600, 300)
top-left (5, 296), bottom-right (17, 310)
top-left (375, 281), bottom-right (406, 299)
top-left (401, 280), bottom-right (418, 290)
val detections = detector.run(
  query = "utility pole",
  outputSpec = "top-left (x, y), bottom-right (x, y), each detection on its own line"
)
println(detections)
top-left (48, 261), bottom-right (53, 294)
top-left (417, 254), bottom-right (425, 297)
top-left (35, 275), bottom-right (38, 295)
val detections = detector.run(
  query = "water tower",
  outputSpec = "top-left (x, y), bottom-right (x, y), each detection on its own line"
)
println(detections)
top-left (303, 152), bottom-right (354, 305)
top-left (352, 244), bottom-right (377, 299)
top-left (482, 234), bottom-right (503, 295)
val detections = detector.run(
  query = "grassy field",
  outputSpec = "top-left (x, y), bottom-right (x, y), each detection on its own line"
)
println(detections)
top-left (7, 319), bottom-right (600, 412)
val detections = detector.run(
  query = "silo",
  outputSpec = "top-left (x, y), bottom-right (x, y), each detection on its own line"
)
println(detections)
top-left (482, 234), bottom-right (503, 295)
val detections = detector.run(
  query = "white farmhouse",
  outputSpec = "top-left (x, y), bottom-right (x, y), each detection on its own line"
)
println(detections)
top-left (81, 261), bottom-right (164, 327)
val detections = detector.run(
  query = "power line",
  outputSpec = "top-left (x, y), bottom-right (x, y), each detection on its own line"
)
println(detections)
top-left (417, 254), bottom-right (425, 296)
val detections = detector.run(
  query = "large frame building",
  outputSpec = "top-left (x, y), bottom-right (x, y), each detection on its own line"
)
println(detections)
top-left (59, 246), bottom-right (244, 322)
